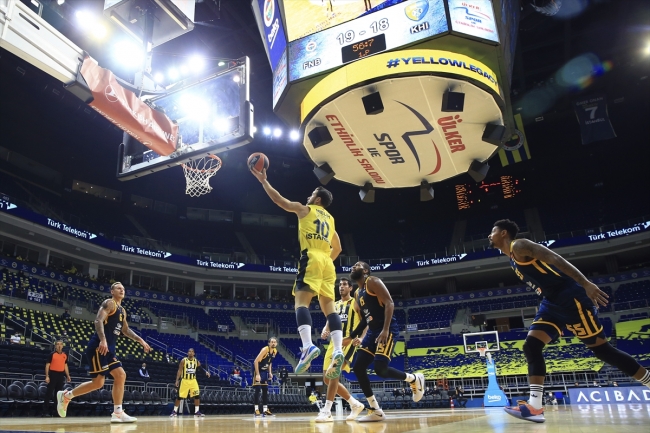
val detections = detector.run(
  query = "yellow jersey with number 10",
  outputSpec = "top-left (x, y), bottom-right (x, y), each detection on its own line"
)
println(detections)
top-left (298, 205), bottom-right (335, 254)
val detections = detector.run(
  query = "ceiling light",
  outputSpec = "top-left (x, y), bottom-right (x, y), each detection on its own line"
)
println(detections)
top-left (263, 127), bottom-right (271, 136)
top-left (168, 68), bottom-right (179, 81)
top-left (273, 128), bottom-right (282, 138)
top-left (92, 24), bottom-right (107, 39)
top-left (289, 130), bottom-right (300, 141)
top-left (113, 40), bottom-right (144, 68)
top-left (188, 55), bottom-right (205, 73)
top-left (154, 72), bottom-right (164, 83)
top-left (233, 75), bottom-right (241, 83)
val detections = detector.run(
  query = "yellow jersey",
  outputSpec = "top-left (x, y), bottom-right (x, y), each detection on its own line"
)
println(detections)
top-left (335, 298), bottom-right (359, 339)
top-left (182, 358), bottom-right (198, 380)
top-left (298, 204), bottom-right (335, 254)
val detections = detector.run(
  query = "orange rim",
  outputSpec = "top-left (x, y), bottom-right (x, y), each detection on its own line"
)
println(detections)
top-left (181, 154), bottom-right (222, 173)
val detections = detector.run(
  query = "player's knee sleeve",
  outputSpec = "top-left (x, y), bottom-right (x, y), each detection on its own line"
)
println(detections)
top-left (523, 336), bottom-right (546, 377)
top-left (374, 360), bottom-right (389, 378)
top-left (327, 313), bottom-right (342, 332)
top-left (296, 306), bottom-right (312, 327)
top-left (591, 342), bottom-right (641, 377)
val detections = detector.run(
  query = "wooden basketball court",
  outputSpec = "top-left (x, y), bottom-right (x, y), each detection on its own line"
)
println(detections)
top-left (2, 406), bottom-right (649, 433)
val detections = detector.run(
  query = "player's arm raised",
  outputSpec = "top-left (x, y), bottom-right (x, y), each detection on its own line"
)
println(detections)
top-left (251, 168), bottom-right (310, 218)
top-left (367, 277), bottom-right (395, 345)
top-left (512, 238), bottom-right (608, 306)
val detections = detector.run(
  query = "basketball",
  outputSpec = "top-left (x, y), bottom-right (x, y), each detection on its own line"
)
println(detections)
top-left (248, 152), bottom-right (269, 172)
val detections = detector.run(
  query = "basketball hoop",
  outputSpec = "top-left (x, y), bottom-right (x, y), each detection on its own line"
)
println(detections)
top-left (181, 155), bottom-right (222, 197)
top-left (477, 347), bottom-right (487, 357)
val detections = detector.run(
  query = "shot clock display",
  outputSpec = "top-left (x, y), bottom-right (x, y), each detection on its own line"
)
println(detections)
top-left (289, 0), bottom-right (449, 82)
top-left (341, 34), bottom-right (387, 63)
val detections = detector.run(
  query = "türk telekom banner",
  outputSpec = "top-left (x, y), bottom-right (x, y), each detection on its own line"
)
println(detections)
top-left (80, 57), bottom-right (178, 156)
top-left (569, 386), bottom-right (650, 405)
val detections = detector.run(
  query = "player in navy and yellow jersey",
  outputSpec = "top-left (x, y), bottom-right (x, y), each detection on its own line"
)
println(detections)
top-left (316, 278), bottom-right (366, 422)
top-left (253, 337), bottom-right (278, 417)
top-left (171, 348), bottom-right (211, 417)
top-left (489, 220), bottom-right (650, 423)
top-left (251, 168), bottom-right (346, 390)
top-left (348, 262), bottom-right (425, 423)
top-left (57, 282), bottom-right (150, 423)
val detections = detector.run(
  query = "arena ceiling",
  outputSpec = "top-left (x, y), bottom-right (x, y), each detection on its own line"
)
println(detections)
top-left (0, 0), bottom-right (648, 236)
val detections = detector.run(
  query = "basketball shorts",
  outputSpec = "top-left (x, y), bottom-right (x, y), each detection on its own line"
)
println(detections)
top-left (86, 341), bottom-right (122, 378)
top-left (293, 249), bottom-right (336, 300)
top-left (253, 370), bottom-right (271, 386)
top-left (530, 296), bottom-right (604, 344)
top-left (359, 324), bottom-right (400, 362)
top-left (323, 342), bottom-right (356, 373)
top-left (178, 378), bottom-right (200, 398)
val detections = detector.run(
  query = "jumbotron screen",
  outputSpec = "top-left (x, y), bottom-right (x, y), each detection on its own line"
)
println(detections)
top-left (283, 0), bottom-right (408, 42)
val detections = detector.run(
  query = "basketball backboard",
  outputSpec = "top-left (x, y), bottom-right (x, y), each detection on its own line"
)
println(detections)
top-left (463, 331), bottom-right (500, 354)
top-left (117, 57), bottom-right (254, 180)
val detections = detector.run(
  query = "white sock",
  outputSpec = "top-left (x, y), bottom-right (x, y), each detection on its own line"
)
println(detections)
top-left (114, 405), bottom-right (122, 414)
top-left (65, 390), bottom-right (74, 399)
top-left (405, 373), bottom-right (415, 383)
top-left (367, 395), bottom-right (380, 410)
top-left (263, 405), bottom-right (268, 412)
top-left (324, 400), bottom-right (333, 412)
top-left (330, 330), bottom-right (343, 351)
top-left (346, 396), bottom-right (360, 406)
top-left (298, 325), bottom-right (313, 349)
top-left (529, 384), bottom-right (544, 409)
top-left (173, 405), bottom-right (179, 413)
top-left (639, 370), bottom-right (650, 388)
top-left (195, 405), bottom-right (200, 413)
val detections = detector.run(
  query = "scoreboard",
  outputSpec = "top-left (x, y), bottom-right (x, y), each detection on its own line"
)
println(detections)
top-left (455, 176), bottom-right (524, 210)
top-left (288, 0), bottom-right (449, 82)
top-left (252, 0), bottom-right (520, 194)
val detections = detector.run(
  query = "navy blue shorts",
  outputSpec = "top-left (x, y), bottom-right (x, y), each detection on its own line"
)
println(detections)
top-left (359, 323), bottom-right (400, 361)
top-left (530, 296), bottom-right (604, 343)
top-left (253, 370), bottom-right (271, 386)
top-left (85, 340), bottom-right (122, 377)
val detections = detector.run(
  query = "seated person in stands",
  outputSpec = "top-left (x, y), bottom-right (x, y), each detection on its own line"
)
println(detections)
top-left (432, 385), bottom-right (441, 396)
top-left (10, 332), bottom-right (21, 344)
top-left (573, 382), bottom-right (580, 387)
top-left (139, 363), bottom-right (150, 382)
top-left (455, 386), bottom-right (467, 408)
top-left (592, 380), bottom-right (601, 387)
top-left (612, 381), bottom-right (619, 387)
top-left (392, 388), bottom-right (401, 397)
top-left (231, 366), bottom-right (242, 384)
top-left (62, 309), bottom-right (71, 319)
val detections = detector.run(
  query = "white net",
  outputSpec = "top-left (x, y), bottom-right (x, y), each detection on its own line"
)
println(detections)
top-left (181, 155), bottom-right (222, 197)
